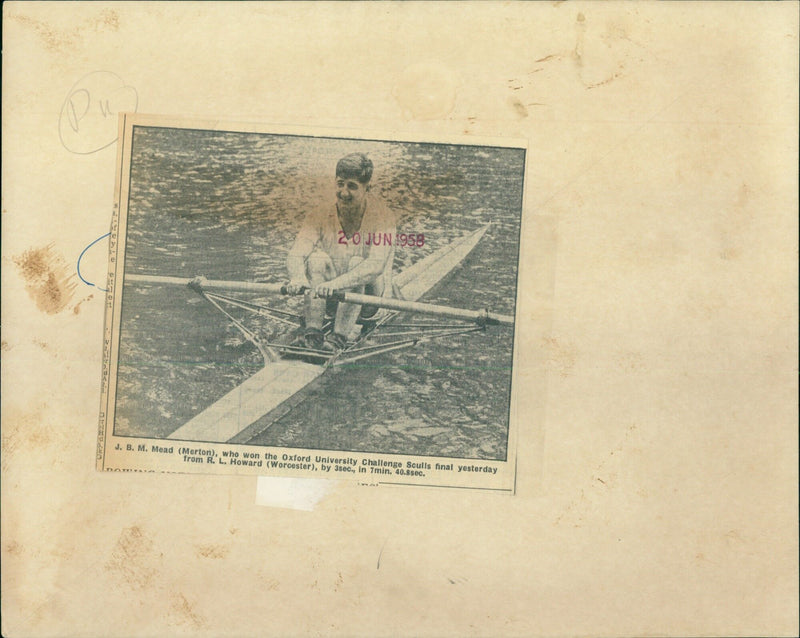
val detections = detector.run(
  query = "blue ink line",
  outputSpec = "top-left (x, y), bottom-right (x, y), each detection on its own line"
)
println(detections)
top-left (77, 232), bottom-right (111, 291)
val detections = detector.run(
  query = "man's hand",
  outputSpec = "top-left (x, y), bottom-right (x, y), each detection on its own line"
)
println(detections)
top-left (188, 275), bottom-right (208, 294)
top-left (316, 272), bottom-right (358, 298)
top-left (314, 281), bottom-right (338, 298)
top-left (284, 279), bottom-right (309, 296)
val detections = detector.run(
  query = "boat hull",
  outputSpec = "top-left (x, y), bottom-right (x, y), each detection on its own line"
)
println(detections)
top-left (167, 361), bottom-right (322, 442)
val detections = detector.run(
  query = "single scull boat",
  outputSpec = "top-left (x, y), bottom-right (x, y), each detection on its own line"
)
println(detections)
top-left (125, 223), bottom-right (513, 443)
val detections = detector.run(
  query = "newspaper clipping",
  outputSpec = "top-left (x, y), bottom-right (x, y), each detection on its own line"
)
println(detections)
top-left (98, 114), bottom-right (526, 491)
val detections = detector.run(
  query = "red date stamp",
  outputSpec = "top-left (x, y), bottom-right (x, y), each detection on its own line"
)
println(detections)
top-left (337, 231), bottom-right (425, 248)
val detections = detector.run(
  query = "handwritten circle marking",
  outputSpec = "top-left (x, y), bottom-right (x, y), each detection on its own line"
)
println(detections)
top-left (59, 71), bottom-right (138, 154)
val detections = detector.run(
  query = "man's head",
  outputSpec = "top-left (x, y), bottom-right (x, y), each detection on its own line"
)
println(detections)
top-left (336, 153), bottom-right (373, 184)
top-left (335, 153), bottom-right (372, 211)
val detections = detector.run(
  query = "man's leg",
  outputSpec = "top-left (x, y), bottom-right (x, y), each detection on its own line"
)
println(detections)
top-left (364, 275), bottom-right (385, 297)
top-left (304, 250), bottom-right (335, 333)
top-left (332, 256), bottom-right (368, 343)
top-left (359, 271), bottom-right (386, 320)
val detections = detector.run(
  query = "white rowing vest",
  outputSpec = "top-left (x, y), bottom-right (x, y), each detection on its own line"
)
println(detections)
top-left (296, 194), bottom-right (396, 293)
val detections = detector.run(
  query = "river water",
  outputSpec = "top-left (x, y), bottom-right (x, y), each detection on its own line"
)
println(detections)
top-left (116, 125), bottom-right (525, 461)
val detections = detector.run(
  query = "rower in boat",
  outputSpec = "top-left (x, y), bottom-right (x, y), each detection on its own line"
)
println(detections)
top-left (285, 153), bottom-right (396, 353)
top-left (125, 224), bottom-right (512, 442)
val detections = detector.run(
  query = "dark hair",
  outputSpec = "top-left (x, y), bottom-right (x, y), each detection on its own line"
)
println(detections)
top-left (336, 153), bottom-right (373, 184)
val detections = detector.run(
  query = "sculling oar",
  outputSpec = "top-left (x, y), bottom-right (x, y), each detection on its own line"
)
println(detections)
top-left (125, 274), bottom-right (514, 327)
top-left (125, 274), bottom-right (289, 294)
top-left (323, 290), bottom-right (514, 326)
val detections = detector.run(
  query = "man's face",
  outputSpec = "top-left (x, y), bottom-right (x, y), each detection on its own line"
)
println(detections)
top-left (336, 176), bottom-right (368, 211)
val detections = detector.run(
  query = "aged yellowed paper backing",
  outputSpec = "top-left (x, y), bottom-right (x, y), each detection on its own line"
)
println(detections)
top-left (3, 2), bottom-right (798, 636)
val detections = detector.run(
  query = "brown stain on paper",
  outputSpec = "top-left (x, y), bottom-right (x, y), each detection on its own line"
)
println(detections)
top-left (393, 62), bottom-right (457, 120)
top-left (13, 245), bottom-right (77, 314)
top-left (10, 9), bottom-right (119, 54)
top-left (169, 593), bottom-right (208, 629)
top-left (509, 97), bottom-right (529, 118)
top-left (573, 12), bottom-right (586, 65)
top-left (34, 338), bottom-right (51, 352)
top-left (542, 336), bottom-right (577, 378)
top-left (585, 72), bottom-right (623, 90)
top-left (2, 408), bottom-right (51, 470)
top-left (532, 13), bottom-right (627, 91)
top-left (105, 526), bottom-right (160, 590)
top-left (614, 351), bottom-right (646, 373)
top-left (72, 293), bottom-right (94, 315)
top-left (555, 424), bottom-right (642, 527)
top-left (717, 182), bottom-right (754, 261)
top-left (195, 544), bottom-right (230, 559)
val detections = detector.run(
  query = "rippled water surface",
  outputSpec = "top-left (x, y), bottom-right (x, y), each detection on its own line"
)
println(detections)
top-left (116, 126), bottom-right (525, 460)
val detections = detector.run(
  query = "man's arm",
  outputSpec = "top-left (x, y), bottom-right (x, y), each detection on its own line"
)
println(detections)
top-left (286, 221), bottom-right (317, 289)
top-left (321, 241), bottom-right (391, 292)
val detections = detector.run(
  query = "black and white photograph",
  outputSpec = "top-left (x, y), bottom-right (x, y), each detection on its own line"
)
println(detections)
top-left (99, 115), bottom-right (524, 488)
